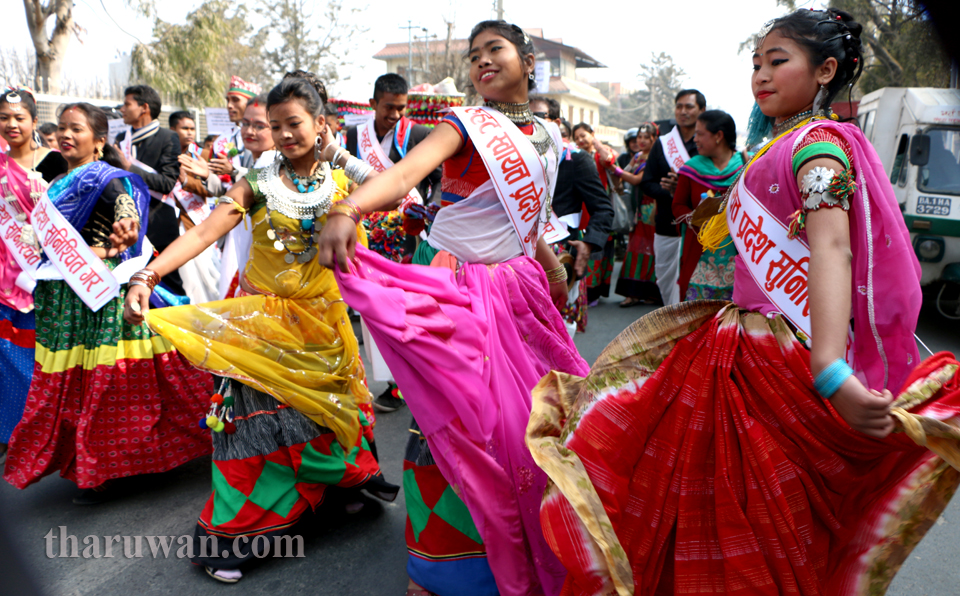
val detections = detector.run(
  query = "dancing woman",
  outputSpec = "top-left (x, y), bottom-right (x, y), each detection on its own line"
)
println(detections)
top-left (3, 103), bottom-right (212, 504)
top-left (672, 110), bottom-right (743, 301)
top-left (316, 20), bottom-right (589, 596)
top-left (528, 9), bottom-right (960, 595)
top-left (0, 87), bottom-right (67, 463)
top-left (123, 73), bottom-right (398, 583)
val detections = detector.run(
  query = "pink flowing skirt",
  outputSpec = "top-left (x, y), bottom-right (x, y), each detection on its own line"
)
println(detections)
top-left (336, 245), bottom-right (590, 596)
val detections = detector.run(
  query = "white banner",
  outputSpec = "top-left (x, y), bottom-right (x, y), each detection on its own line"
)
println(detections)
top-left (0, 197), bottom-right (40, 293)
top-left (726, 176), bottom-right (810, 337)
top-left (108, 119), bottom-right (127, 145)
top-left (450, 106), bottom-right (566, 257)
top-left (169, 181), bottom-right (210, 226)
top-left (535, 62), bottom-right (551, 95)
top-left (357, 118), bottom-right (422, 205)
top-left (662, 126), bottom-right (691, 173)
top-left (204, 107), bottom-right (233, 137)
top-left (118, 125), bottom-right (133, 161)
top-left (31, 194), bottom-right (120, 312)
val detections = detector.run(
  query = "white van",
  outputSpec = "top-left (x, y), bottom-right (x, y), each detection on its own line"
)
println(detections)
top-left (857, 87), bottom-right (960, 315)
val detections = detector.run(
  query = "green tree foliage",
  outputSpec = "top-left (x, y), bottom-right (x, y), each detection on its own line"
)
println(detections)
top-left (743, 0), bottom-right (950, 94)
top-left (131, 0), bottom-right (267, 107)
top-left (831, 0), bottom-right (951, 93)
top-left (602, 52), bottom-right (686, 128)
top-left (255, 0), bottom-right (366, 86)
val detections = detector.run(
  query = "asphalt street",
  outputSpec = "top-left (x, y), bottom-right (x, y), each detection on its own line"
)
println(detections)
top-left (2, 287), bottom-right (960, 596)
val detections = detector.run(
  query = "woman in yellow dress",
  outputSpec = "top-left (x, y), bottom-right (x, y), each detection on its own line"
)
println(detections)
top-left (122, 72), bottom-right (398, 583)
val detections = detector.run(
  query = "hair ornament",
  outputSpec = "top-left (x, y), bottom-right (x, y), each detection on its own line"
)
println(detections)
top-left (754, 19), bottom-right (776, 51)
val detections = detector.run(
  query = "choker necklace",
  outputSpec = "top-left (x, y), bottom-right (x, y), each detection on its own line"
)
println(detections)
top-left (771, 108), bottom-right (831, 137)
top-left (485, 100), bottom-right (534, 125)
top-left (485, 101), bottom-right (554, 156)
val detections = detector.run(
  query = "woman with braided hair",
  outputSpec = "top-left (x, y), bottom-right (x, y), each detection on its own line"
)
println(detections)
top-left (123, 71), bottom-right (399, 583)
top-left (528, 8), bottom-right (960, 594)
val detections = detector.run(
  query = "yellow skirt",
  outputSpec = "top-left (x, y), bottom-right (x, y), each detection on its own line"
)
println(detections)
top-left (145, 287), bottom-right (368, 449)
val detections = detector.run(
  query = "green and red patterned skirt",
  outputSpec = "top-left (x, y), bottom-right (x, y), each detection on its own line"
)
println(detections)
top-left (615, 197), bottom-right (660, 302)
top-left (193, 381), bottom-right (397, 568)
top-left (403, 419), bottom-right (498, 596)
top-left (3, 273), bottom-right (213, 490)
top-left (584, 236), bottom-right (615, 303)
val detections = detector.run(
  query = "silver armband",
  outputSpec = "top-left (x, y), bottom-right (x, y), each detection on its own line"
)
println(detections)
top-left (344, 156), bottom-right (374, 185)
top-left (800, 167), bottom-right (849, 211)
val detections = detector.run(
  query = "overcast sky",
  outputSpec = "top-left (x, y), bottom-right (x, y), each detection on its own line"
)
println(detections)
top-left (6, 0), bottom-right (798, 132)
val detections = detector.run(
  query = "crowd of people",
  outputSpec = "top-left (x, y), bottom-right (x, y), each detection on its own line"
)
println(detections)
top-left (1, 9), bottom-right (960, 596)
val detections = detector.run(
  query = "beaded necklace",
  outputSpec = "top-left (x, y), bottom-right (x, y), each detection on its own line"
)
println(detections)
top-left (258, 159), bottom-right (335, 264)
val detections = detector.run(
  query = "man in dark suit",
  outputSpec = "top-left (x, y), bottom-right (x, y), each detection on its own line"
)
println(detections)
top-left (640, 89), bottom-right (705, 306)
top-left (530, 96), bottom-right (613, 277)
top-left (345, 73), bottom-right (441, 412)
top-left (116, 84), bottom-right (185, 294)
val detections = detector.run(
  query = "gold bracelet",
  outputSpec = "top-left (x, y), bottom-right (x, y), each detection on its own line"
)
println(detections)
top-left (328, 199), bottom-right (362, 224)
top-left (545, 265), bottom-right (568, 284)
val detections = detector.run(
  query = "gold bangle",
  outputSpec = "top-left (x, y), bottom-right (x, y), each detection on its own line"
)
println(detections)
top-left (545, 265), bottom-right (568, 284)
top-left (328, 199), bottom-right (361, 224)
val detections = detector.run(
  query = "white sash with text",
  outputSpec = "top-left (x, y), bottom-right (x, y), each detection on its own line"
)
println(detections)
top-left (0, 198), bottom-right (40, 294)
top-left (31, 194), bottom-right (120, 312)
top-left (449, 106), bottom-right (567, 256)
top-left (662, 126), bottom-right (691, 173)
top-left (357, 118), bottom-right (423, 205)
top-left (726, 175), bottom-right (811, 337)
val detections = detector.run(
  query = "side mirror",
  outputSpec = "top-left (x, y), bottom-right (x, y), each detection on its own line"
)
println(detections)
top-left (910, 133), bottom-right (930, 166)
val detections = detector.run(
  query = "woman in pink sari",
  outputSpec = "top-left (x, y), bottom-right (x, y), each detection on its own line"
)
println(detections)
top-left (0, 88), bottom-right (67, 462)
top-left (526, 9), bottom-right (960, 595)
top-left (317, 20), bottom-right (589, 596)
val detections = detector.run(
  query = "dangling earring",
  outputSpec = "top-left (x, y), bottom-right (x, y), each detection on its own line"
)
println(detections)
top-left (314, 136), bottom-right (323, 161)
top-left (33, 130), bottom-right (42, 149)
top-left (94, 146), bottom-right (103, 161)
top-left (528, 72), bottom-right (535, 81)
top-left (813, 84), bottom-right (828, 114)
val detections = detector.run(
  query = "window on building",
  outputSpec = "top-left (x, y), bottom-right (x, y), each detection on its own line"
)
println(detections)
top-left (589, 110), bottom-right (594, 126)
top-left (568, 105), bottom-right (573, 123)
top-left (579, 107), bottom-right (584, 123)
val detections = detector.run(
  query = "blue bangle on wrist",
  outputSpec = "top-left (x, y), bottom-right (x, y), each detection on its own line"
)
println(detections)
top-left (814, 358), bottom-right (853, 399)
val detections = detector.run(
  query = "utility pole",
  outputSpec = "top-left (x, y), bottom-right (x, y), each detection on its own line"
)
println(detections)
top-left (400, 21), bottom-right (418, 80)
top-left (416, 29), bottom-right (438, 78)
top-left (496, 0), bottom-right (503, 21)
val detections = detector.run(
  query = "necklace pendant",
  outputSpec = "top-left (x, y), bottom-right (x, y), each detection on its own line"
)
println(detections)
top-left (284, 253), bottom-right (296, 264)
top-left (312, 232), bottom-right (321, 242)
top-left (14, 213), bottom-right (26, 222)
top-left (301, 218), bottom-right (313, 231)
top-left (273, 240), bottom-right (285, 251)
top-left (296, 251), bottom-right (311, 264)
top-left (266, 229), bottom-right (277, 240)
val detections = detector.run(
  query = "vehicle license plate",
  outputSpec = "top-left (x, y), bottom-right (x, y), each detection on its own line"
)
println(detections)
top-left (917, 195), bottom-right (952, 217)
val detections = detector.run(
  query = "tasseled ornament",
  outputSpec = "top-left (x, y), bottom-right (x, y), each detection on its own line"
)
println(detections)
top-left (826, 167), bottom-right (857, 204)
top-left (788, 210), bottom-right (806, 239)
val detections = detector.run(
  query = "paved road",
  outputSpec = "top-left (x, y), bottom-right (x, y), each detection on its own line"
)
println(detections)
top-left (2, 293), bottom-right (959, 596)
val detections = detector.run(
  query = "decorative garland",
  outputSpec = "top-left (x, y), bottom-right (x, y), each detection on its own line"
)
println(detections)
top-left (362, 211), bottom-right (407, 262)
top-left (329, 93), bottom-right (466, 129)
